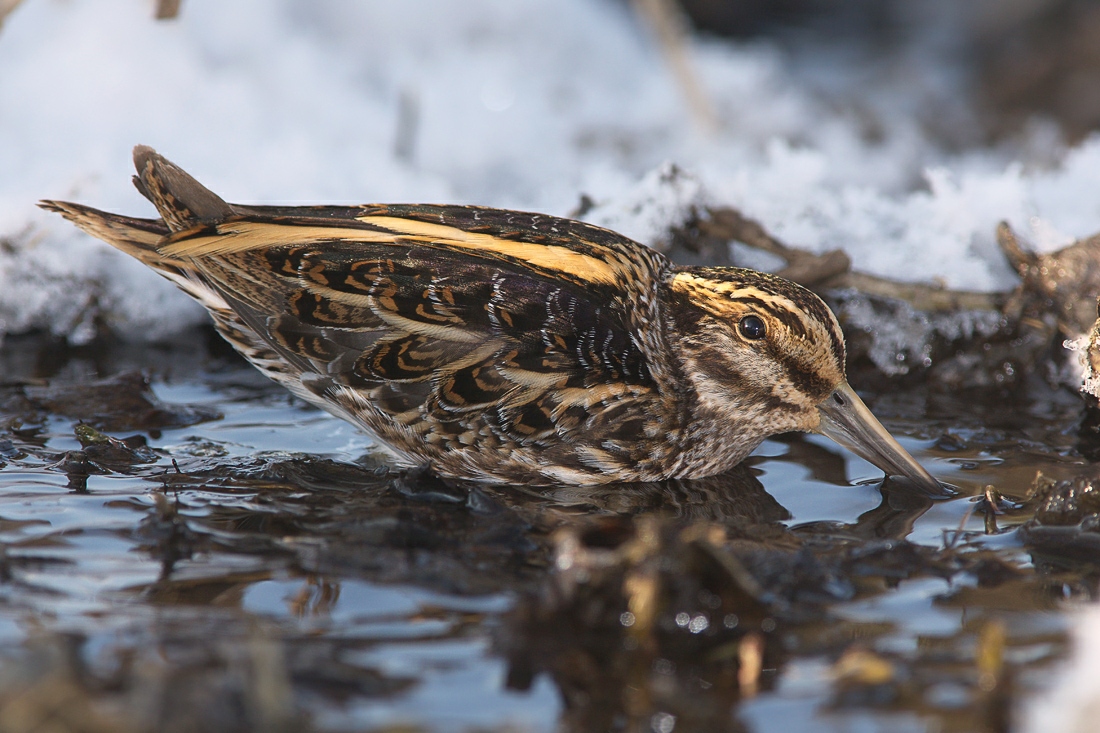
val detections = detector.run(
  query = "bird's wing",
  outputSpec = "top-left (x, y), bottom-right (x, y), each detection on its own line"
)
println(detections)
top-left (172, 209), bottom-right (675, 457)
top-left (42, 148), bottom-right (685, 477)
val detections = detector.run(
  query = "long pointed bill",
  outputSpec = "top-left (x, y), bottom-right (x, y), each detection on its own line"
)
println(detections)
top-left (817, 382), bottom-right (946, 497)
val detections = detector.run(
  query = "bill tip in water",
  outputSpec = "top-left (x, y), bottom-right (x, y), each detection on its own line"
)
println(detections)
top-left (885, 475), bottom-right (957, 499)
top-left (817, 382), bottom-right (946, 498)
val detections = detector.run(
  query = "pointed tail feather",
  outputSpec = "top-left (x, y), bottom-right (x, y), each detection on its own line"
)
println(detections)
top-left (131, 145), bottom-right (235, 232)
top-left (37, 199), bottom-right (172, 268)
top-left (38, 198), bottom-right (237, 316)
top-left (39, 145), bottom-right (236, 271)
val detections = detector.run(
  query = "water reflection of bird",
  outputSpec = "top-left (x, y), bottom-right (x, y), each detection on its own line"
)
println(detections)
top-left (488, 463), bottom-right (793, 524)
top-left (42, 147), bottom-right (940, 492)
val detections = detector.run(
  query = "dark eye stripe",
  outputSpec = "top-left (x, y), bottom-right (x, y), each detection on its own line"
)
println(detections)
top-left (728, 293), bottom-right (843, 364)
top-left (729, 296), bottom-right (808, 340)
top-left (780, 357), bottom-right (835, 400)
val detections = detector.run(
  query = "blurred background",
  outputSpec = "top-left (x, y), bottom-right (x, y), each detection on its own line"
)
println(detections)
top-left (1, 0), bottom-right (1100, 346)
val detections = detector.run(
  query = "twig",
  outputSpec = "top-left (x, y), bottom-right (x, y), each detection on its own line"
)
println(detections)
top-left (0, 0), bottom-right (22, 28)
top-left (394, 89), bottom-right (420, 163)
top-left (702, 207), bottom-right (1007, 313)
top-left (155, 0), bottom-right (181, 20)
top-left (632, 0), bottom-right (719, 133)
top-left (836, 272), bottom-right (1006, 313)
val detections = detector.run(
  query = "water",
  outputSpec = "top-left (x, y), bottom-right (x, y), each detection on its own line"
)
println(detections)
top-left (0, 328), bottom-right (1090, 732)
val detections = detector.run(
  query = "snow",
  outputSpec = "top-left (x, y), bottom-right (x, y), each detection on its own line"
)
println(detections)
top-left (1, 0), bottom-right (1100, 347)
top-left (830, 290), bottom-right (1005, 376)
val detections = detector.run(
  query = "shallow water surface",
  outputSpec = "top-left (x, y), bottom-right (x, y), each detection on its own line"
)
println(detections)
top-left (0, 328), bottom-right (1092, 732)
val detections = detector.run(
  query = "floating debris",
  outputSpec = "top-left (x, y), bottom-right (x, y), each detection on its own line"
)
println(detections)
top-left (20, 371), bottom-right (220, 433)
top-left (1019, 469), bottom-right (1100, 569)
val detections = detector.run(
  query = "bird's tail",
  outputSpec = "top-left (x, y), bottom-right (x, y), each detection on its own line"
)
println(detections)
top-left (36, 199), bottom-right (172, 270)
top-left (39, 145), bottom-right (237, 271)
top-left (130, 144), bottom-right (235, 232)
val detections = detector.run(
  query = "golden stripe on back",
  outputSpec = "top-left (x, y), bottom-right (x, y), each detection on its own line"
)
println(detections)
top-left (158, 215), bottom-right (624, 286)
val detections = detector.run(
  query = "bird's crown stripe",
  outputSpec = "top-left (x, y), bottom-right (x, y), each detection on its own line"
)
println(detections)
top-left (671, 271), bottom-right (845, 355)
top-left (674, 274), bottom-right (803, 316)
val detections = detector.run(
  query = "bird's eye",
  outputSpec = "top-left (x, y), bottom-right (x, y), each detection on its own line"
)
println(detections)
top-left (738, 315), bottom-right (766, 340)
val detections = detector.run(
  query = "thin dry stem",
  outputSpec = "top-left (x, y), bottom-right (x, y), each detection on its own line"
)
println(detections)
top-left (155, 0), bottom-right (181, 20)
top-left (632, 0), bottom-right (719, 133)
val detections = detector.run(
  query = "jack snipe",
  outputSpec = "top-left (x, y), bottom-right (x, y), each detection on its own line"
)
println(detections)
top-left (41, 146), bottom-right (940, 492)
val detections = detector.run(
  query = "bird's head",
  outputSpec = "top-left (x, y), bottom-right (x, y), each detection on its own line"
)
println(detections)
top-left (667, 266), bottom-right (942, 495)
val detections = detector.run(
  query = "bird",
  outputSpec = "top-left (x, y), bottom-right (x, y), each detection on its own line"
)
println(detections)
top-left (40, 146), bottom-right (941, 493)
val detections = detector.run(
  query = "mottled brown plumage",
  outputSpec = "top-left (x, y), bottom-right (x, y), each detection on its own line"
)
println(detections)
top-left (40, 146), bottom-right (940, 491)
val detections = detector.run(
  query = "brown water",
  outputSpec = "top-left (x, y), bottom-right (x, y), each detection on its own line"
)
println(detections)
top-left (0, 327), bottom-right (1091, 732)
